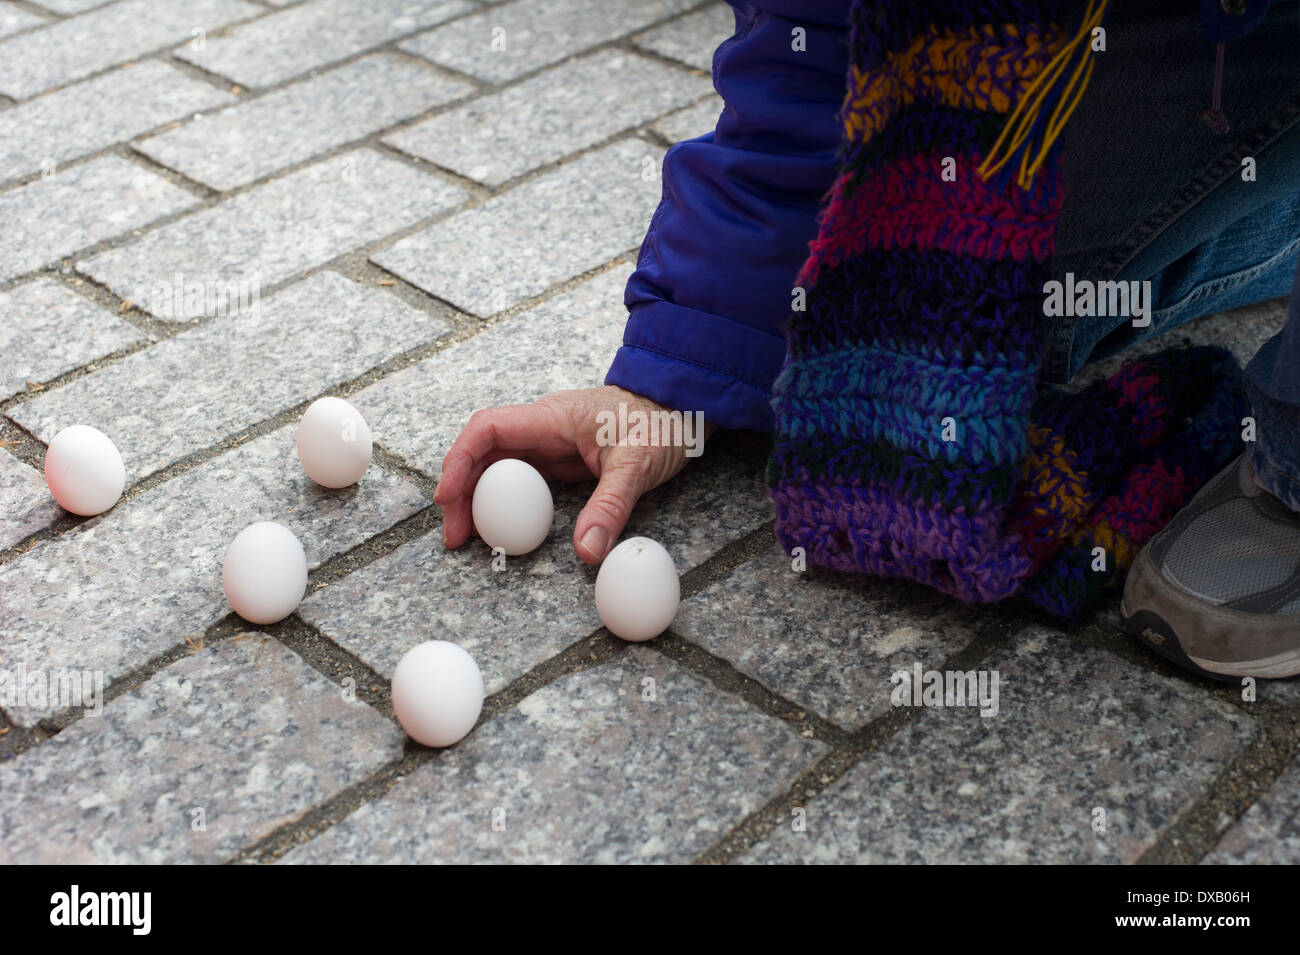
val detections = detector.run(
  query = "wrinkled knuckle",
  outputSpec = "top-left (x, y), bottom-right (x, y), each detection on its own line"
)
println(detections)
top-left (618, 448), bottom-right (657, 478)
top-left (589, 491), bottom-right (633, 524)
top-left (566, 397), bottom-right (593, 430)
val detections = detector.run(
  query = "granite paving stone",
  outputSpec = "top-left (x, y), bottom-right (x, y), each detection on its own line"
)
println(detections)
top-left (1203, 754), bottom-right (1300, 864)
top-left (0, 450), bottom-right (62, 550)
top-left (305, 269), bottom-right (770, 685)
top-left (401, 0), bottom-right (698, 84)
top-left (136, 54), bottom-right (473, 192)
top-left (0, 634), bottom-right (405, 864)
top-left (299, 434), bottom-right (771, 693)
top-left (1250, 674), bottom-right (1300, 704)
top-left (0, 3), bottom-right (45, 38)
top-left (282, 647), bottom-right (825, 864)
top-left (0, 277), bottom-right (145, 400)
top-left (372, 139), bottom-right (660, 316)
top-left (0, 61), bottom-right (235, 186)
top-left (77, 149), bottom-right (465, 319)
top-left (653, 94), bottom-right (723, 144)
top-left (178, 0), bottom-right (473, 90)
top-left (631, 2), bottom-right (733, 71)
top-left (674, 543), bottom-right (988, 730)
top-left (744, 627), bottom-right (1257, 864)
top-left (9, 272), bottom-right (450, 482)
top-left (0, 0), bottom-right (260, 99)
top-left (22, 0), bottom-right (108, 13)
top-left (349, 267), bottom-right (625, 477)
top-left (0, 426), bottom-right (427, 728)
top-left (384, 50), bottom-right (708, 186)
top-left (0, 155), bottom-right (197, 283)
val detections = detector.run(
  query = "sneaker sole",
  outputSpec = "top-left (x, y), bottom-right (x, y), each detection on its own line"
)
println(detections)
top-left (1119, 604), bottom-right (1300, 680)
top-left (1121, 546), bottom-right (1300, 680)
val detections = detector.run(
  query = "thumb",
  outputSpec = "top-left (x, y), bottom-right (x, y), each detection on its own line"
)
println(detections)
top-left (573, 449), bottom-right (653, 565)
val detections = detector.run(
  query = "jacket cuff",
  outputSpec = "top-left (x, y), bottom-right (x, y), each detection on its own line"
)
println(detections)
top-left (604, 301), bottom-right (784, 432)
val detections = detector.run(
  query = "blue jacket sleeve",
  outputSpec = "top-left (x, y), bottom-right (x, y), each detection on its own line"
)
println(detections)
top-left (604, 0), bottom-right (850, 432)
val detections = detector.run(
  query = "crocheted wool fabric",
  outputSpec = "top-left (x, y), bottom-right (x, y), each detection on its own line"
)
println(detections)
top-left (767, 0), bottom-right (1247, 621)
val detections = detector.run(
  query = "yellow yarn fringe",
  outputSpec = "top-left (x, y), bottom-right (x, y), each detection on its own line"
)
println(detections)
top-left (978, 0), bottom-right (1111, 189)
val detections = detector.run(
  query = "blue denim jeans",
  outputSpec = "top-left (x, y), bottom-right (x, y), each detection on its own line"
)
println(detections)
top-left (1047, 0), bottom-right (1300, 508)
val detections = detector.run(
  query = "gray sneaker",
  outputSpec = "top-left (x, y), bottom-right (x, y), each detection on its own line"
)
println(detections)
top-left (1121, 454), bottom-right (1300, 680)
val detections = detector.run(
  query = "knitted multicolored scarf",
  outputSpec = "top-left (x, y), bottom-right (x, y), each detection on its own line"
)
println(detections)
top-left (768, 0), bottom-right (1247, 621)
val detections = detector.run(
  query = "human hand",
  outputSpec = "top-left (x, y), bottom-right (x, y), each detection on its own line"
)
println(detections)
top-left (433, 386), bottom-right (709, 564)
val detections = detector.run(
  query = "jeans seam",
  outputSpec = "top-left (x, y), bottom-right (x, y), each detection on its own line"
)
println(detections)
top-left (1095, 91), bottom-right (1300, 282)
top-left (1148, 234), bottom-right (1300, 322)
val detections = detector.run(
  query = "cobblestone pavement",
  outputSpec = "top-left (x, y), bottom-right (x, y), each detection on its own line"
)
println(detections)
top-left (0, 0), bottom-right (1297, 865)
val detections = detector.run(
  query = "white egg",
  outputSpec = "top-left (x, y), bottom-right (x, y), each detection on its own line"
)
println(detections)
top-left (594, 536), bottom-right (680, 642)
top-left (391, 641), bottom-right (484, 747)
top-left (43, 425), bottom-right (126, 516)
top-left (296, 396), bottom-right (372, 488)
top-left (221, 521), bottom-right (308, 625)
top-left (471, 458), bottom-right (553, 556)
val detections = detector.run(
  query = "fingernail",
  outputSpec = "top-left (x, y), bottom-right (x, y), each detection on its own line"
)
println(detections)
top-left (579, 525), bottom-right (608, 560)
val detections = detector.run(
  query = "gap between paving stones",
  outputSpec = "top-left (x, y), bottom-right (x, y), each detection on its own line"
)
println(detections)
top-left (0, 0), bottom-right (487, 114)
top-left (1139, 719), bottom-right (1300, 864)
top-left (7, 335), bottom-right (1295, 865)
top-left (0, 134), bottom-right (470, 297)
top-left (691, 607), bottom-right (1027, 863)
top-left (1, 3), bottom-right (54, 38)
top-left (0, 502), bottom-right (939, 865)
top-left (243, 530), bottom-right (1016, 864)
top-left (638, 90), bottom-right (724, 150)
top-left (0, 56), bottom-right (680, 296)
top-left (0, 253), bottom-right (635, 566)
top-left (1040, 614), bottom-right (1300, 863)
top-left (0, 1), bottom-right (267, 103)
top-left (11, 0), bottom-right (1274, 864)
top-left (1072, 614), bottom-right (1300, 862)
top-left (6, 479), bottom-right (1291, 866)
top-left (0, 0), bottom-right (713, 203)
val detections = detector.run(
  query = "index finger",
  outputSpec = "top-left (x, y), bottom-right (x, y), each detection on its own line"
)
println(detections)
top-left (434, 402), bottom-right (571, 505)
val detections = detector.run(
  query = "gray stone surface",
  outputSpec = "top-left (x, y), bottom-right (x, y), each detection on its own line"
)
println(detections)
top-left (384, 50), bottom-right (707, 186)
top-left (303, 268), bottom-right (773, 687)
top-left (0, 634), bottom-right (404, 864)
top-left (1203, 754), bottom-right (1300, 864)
top-left (178, 0), bottom-right (472, 89)
top-left (283, 647), bottom-right (824, 863)
top-left (653, 94), bottom-right (723, 144)
top-left (136, 54), bottom-right (472, 192)
top-left (2, 0), bottom-right (1293, 867)
top-left (745, 627), bottom-right (1256, 864)
top-left (0, 449), bottom-right (61, 550)
top-left (0, 0), bottom-right (260, 99)
top-left (373, 139), bottom-right (659, 316)
top-left (350, 267), bottom-right (624, 477)
top-left (78, 150), bottom-right (464, 319)
top-left (10, 272), bottom-right (449, 482)
top-left (0, 426), bottom-right (426, 728)
top-left (22, 0), bottom-right (106, 13)
top-left (1253, 674), bottom-right (1300, 704)
top-left (632, 2), bottom-right (732, 71)
top-left (0, 60), bottom-right (235, 186)
top-left (675, 543), bottom-right (987, 730)
top-left (0, 277), bottom-right (145, 400)
top-left (0, 155), bottom-right (196, 283)
top-left (300, 435), bottom-right (771, 692)
top-left (0, 3), bottom-right (45, 39)
top-left (401, 0), bottom-right (698, 83)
